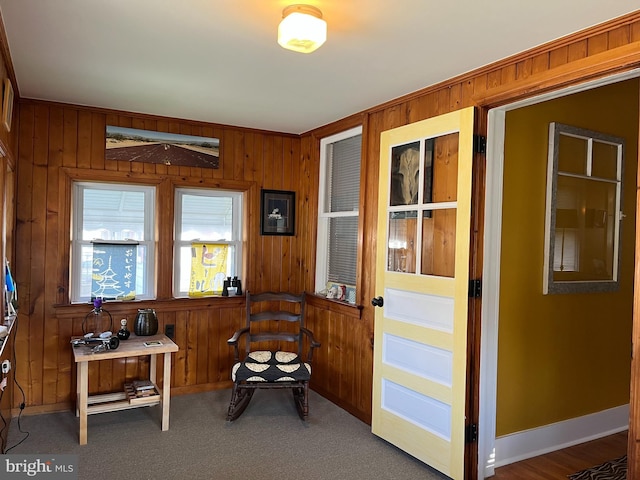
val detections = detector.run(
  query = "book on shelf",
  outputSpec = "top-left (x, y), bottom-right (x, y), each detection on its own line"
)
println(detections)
top-left (131, 379), bottom-right (155, 391)
top-left (133, 388), bottom-right (157, 397)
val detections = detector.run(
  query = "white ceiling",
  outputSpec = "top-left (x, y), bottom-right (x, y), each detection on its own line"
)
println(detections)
top-left (0, 1), bottom-right (637, 134)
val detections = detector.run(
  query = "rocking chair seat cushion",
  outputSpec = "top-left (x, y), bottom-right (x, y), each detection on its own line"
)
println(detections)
top-left (232, 350), bottom-right (311, 383)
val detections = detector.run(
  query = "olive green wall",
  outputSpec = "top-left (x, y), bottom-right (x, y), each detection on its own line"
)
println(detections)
top-left (496, 78), bottom-right (639, 436)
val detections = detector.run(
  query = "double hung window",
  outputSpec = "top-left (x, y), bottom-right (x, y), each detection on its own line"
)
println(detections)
top-left (174, 188), bottom-right (242, 297)
top-left (316, 126), bottom-right (362, 303)
top-left (71, 182), bottom-right (155, 303)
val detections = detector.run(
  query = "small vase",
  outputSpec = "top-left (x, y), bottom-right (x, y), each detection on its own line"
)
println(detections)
top-left (134, 308), bottom-right (158, 336)
top-left (117, 318), bottom-right (130, 340)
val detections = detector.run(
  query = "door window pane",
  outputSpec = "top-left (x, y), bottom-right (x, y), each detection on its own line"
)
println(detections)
top-left (431, 133), bottom-right (459, 203)
top-left (421, 209), bottom-right (456, 277)
top-left (388, 211), bottom-right (417, 274)
top-left (390, 142), bottom-right (420, 206)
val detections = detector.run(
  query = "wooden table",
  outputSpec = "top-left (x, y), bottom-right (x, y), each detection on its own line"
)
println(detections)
top-left (72, 333), bottom-right (179, 445)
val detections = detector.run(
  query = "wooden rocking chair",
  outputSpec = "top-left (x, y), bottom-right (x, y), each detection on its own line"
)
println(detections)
top-left (226, 291), bottom-right (320, 421)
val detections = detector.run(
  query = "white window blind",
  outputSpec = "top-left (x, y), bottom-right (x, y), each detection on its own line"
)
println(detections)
top-left (328, 216), bottom-right (359, 285)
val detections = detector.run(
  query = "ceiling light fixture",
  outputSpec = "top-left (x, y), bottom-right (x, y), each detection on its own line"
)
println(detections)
top-left (277, 4), bottom-right (327, 54)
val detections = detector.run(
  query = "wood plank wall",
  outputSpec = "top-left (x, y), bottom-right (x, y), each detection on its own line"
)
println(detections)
top-left (9, 11), bottom-right (640, 446)
top-left (13, 103), bottom-right (318, 413)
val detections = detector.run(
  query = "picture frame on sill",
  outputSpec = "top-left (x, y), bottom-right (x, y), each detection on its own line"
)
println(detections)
top-left (2, 78), bottom-right (13, 131)
top-left (260, 189), bottom-right (295, 236)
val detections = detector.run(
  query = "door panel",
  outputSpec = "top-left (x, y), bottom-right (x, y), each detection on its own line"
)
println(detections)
top-left (372, 107), bottom-right (475, 479)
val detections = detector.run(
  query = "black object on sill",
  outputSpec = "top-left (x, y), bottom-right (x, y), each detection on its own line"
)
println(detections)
top-left (222, 276), bottom-right (243, 296)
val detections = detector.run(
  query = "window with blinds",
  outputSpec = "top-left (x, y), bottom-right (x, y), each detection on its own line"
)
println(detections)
top-left (316, 126), bottom-right (362, 303)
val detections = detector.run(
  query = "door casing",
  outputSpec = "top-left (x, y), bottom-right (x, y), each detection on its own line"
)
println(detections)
top-left (479, 67), bottom-right (640, 478)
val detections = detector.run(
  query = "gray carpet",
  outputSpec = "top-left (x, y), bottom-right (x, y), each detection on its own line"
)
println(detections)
top-left (4, 388), bottom-right (447, 480)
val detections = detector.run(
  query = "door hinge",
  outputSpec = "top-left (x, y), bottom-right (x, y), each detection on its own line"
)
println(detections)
top-left (468, 279), bottom-right (482, 298)
top-left (473, 135), bottom-right (486, 154)
top-left (465, 423), bottom-right (478, 444)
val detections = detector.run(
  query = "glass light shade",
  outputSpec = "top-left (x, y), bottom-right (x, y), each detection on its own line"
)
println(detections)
top-left (278, 6), bottom-right (327, 54)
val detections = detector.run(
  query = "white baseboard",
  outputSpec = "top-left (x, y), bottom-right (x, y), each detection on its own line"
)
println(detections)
top-left (494, 404), bottom-right (629, 468)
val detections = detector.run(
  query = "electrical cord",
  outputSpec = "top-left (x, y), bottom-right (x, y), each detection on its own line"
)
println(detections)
top-left (4, 314), bottom-right (29, 453)
top-left (0, 316), bottom-right (15, 454)
top-left (0, 383), bottom-right (7, 453)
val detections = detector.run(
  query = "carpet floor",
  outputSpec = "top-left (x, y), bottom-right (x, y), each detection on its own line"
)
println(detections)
top-left (568, 455), bottom-right (627, 480)
top-left (4, 389), bottom-right (448, 480)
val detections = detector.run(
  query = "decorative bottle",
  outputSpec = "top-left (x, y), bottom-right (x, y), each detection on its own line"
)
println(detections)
top-left (82, 298), bottom-right (113, 336)
top-left (117, 318), bottom-right (130, 340)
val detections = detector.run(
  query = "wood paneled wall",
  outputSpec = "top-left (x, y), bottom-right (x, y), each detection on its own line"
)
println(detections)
top-left (10, 11), bottom-right (640, 448)
top-left (14, 102), bottom-right (318, 412)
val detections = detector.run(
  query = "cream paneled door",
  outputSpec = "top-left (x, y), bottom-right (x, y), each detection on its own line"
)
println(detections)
top-left (372, 107), bottom-right (475, 480)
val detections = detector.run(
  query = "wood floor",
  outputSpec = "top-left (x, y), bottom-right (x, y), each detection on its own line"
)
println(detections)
top-left (492, 431), bottom-right (628, 479)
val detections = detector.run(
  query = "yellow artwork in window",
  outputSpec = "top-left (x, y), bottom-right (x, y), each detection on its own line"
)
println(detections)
top-left (189, 243), bottom-right (228, 297)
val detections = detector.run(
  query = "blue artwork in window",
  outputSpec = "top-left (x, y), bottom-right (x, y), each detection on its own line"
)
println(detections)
top-left (91, 242), bottom-right (137, 301)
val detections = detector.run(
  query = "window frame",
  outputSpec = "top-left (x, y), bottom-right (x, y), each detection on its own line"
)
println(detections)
top-left (543, 122), bottom-right (625, 294)
top-left (315, 126), bottom-right (363, 303)
top-left (71, 181), bottom-right (156, 303)
top-left (173, 187), bottom-right (243, 297)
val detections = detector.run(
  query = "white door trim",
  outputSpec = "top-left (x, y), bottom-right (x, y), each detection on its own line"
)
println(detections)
top-left (478, 68), bottom-right (640, 479)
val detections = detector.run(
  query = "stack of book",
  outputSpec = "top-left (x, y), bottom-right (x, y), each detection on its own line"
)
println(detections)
top-left (131, 379), bottom-right (157, 397)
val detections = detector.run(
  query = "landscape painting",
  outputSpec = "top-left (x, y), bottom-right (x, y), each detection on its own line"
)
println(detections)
top-left (106, 126), bottom-right (220, 168)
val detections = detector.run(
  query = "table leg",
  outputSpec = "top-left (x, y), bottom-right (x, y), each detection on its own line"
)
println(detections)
top-left (161, 351), bottom-right (171, 431)
top-left (150, 353), bottom-right (157, 384)
top-left (75, 362), bottom-right (80, 417)
top-left (78, 361), bottom-right (88, 445)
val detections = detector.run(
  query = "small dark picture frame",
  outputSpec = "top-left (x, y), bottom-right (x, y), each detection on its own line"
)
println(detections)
top-left (260, 189), bottom-right (295, 236)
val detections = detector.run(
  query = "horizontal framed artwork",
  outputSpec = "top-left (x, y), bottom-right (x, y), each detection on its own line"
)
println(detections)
top-left (105, 125), bottom-right (220, 168)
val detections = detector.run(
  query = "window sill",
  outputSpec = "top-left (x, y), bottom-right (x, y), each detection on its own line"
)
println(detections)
top-left (54, 295), bottom-right (245, 319)
top-left (306, 293), bottom-right (363, 319)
